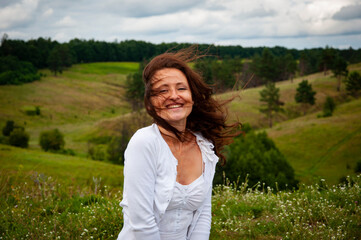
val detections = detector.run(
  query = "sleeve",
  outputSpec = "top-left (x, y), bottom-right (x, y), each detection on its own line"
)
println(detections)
top-left (189, 187), bottom-right (212, 240)
top-left (123, 133), bottom-right (161, 240)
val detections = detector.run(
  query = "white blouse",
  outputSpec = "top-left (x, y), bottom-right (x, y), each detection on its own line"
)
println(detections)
top-left (159, 173), bottom-right (207, 239)
top-left (117, 124), bottom-right (218, 240)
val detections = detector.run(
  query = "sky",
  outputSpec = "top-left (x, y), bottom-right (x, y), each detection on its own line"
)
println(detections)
top-left (1, 0), bottom-right (361, 50)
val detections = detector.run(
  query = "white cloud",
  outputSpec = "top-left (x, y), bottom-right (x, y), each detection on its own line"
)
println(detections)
top-left (0, 0), bottom-right (39, 29)
top-left (1, 0), bottom-right (361, 49)
top-left (43, 8), bottom-right (53, 17)
top-left (55, 16), bottom-right (76, 27)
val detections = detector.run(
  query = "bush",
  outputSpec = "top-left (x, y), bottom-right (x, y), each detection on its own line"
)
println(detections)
top-left (23, 106), bottom-right (41, 116)
top-left (107, 136), bottom-right (128, 165)
top-left (39, 129), bottom-right (65, 151)
top-left (2, 120), bottom-right (15, 136)
top-left (88, 144), bottom-right (107, 161)
top-left (0, 56), bottom-right (40, 85)
top-left (322, 96), bottom-right (336, 117)
top-left (216, 126), bottom-right (298, 191)
top-left (356, 160), bottom-right (361, 173)
top-left (8, 128), bottom-right (29, 148)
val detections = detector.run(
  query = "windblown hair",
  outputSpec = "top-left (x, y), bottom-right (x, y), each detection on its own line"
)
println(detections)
top-left (143, 47), bottom-right (241, 165)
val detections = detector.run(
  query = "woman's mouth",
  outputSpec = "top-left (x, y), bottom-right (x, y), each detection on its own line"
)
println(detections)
top-left (167, 104), bottom-right (182, 109)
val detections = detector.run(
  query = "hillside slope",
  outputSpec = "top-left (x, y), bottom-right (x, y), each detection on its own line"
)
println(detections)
top-left (267, 98), bottom-right (361, 185)
top-left (0, 144), bottom-right (123, 189)
top-left (0, 61), bottom-right (360, 185)
top-left (0, 62), bottom-right (138, 154)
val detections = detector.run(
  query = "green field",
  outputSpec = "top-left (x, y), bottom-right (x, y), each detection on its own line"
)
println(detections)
top-left (1, 61), bottom-right (361, 239)
top-left (1, 61), bottom-right (361, 184)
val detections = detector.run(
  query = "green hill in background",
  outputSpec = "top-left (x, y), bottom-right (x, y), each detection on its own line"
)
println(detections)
top-left (1, 61), bottom-right (361, 186)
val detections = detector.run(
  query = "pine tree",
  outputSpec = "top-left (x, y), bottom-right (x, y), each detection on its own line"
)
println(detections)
top-left (295, 80), bottom-right (316, 115)
top-left (345, 71), bottom-right (361, 97)
top-left (259, 82), bottom-right (283, 128)
top-left (331, 55), bottom-right (348, 91)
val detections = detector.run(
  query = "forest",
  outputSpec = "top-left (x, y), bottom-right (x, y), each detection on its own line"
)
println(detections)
top-left (1, 34), bottom-right (361, 87)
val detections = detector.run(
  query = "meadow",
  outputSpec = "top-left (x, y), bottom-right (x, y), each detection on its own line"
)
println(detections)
top-left (1, 152), bottom-right (360, 239)
top-left (1, 61), bottom-right (361, 239)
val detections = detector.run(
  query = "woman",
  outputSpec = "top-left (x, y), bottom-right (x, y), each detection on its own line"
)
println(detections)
top-left (117, 48), bottom-right (239, 240)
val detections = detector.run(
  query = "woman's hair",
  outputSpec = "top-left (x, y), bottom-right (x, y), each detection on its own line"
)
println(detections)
top-left (143, 47), bottom-right (241, 164)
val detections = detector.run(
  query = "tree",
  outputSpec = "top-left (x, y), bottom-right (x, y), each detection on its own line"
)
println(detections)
top-left (259, 82), bottom-right (283, 128)
top-left (331, 55), bottom-right (348, 91)
top-left (319, 46), bottom-right (336, 75)
top-left (125, 61), bottom-right (146, 110)
top-left (295, 80), bottom-right (316, 115)
top-left (322, 96), bottom-right (336, 117)
top-left (39, 129), bottom-right (65, 151)
top-left (283, 53), bottom-right (297, 82)
top-left (9, 128), bottom-right (29, 148)
top-left (107, 123), bottom-right (131, 165)
top-left (47, 44), bottom-right (72, 75)
top-left (0, 56), bottom-right (40, 85)
top-left (215, 128), bottom-right (298, 191)
top-left (251, 48), bottom-right (280, 83)
top-left (345, 71), bottom-right (361, 97)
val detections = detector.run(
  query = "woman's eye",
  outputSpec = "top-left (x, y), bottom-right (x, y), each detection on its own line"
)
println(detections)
top-left (159, 89), bottom-right (167, 93)
top-left (178, 87), bottom-right (187, 91)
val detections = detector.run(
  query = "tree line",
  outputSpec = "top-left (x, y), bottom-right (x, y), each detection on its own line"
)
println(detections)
top-left (1, 34), bottom-right (361, 84)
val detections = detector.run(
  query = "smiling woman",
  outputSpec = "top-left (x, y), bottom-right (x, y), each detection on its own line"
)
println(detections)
top-left (117, 47), bottom-right (241, 240)
top-left (150, 68), bottom-right (194, 130)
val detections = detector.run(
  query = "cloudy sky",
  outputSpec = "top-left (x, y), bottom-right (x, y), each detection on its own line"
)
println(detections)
top-left (1, 0), bottom-right (361, 49)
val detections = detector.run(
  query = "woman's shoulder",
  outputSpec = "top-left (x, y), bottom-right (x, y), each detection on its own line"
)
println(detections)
top-left (194, 132), bottom-right (219, 163)
top-left (128, 124), bottom-right (160, 146)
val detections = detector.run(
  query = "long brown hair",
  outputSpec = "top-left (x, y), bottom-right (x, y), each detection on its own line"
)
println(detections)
top-left (143, 47), bottom-right (240, 164)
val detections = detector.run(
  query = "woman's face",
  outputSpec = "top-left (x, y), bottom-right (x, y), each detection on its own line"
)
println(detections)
top-left (150, 68), bottom-right (193, 128)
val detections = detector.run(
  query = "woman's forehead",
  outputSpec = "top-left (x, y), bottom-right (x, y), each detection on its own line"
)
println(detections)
top-left (151, 68), bottom-right (188, 86)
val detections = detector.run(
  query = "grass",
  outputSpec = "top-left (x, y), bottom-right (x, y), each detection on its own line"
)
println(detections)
top-left (0, 62), bottom-right (138, 155)
top-left (210, 176), bottom-right (361, 239)
top-left (1, 60), bottom-right (361, 238)
top-left (1, 164), bottom-right (360, 239)
top-left (266, 98), bottom-right (361, 185)
top-left (0, 144), bottom-right (123, 189)
top-left (1, 61), bottom-right (361, 183)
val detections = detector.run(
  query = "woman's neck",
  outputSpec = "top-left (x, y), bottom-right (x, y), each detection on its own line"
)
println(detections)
top-left (158, 125), bottom-right (193, 144)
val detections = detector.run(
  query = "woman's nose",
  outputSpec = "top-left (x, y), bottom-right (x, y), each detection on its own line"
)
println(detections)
top-left (168, 89), bottom-right (179, 100)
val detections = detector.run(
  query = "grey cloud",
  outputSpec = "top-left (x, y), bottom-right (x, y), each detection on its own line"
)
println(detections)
top-left (333, 4), bottom-right (361, 20)
top-left (234, 7), bottom-right (276, 20)
top-left (101, 0), bottom-right (205, 18)
top-left (0, 0), bottom-right (22, 7)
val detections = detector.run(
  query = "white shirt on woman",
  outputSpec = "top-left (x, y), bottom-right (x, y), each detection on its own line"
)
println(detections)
top-left (117, 124), bottom-right (218, 240)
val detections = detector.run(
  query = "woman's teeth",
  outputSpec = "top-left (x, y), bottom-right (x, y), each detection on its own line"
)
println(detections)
top-left (168, 104), bottom-right (182, 109)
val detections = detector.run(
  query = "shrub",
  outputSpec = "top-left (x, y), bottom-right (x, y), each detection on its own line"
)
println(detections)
top-left (322, 96), bottom-right (336, 117)
top-left (8, 128), bottom-right (29, 148)
top-left (107, 136), bottom-right (128, 165)
top-left (2, 120), bottom-right (15, 136)
top-left (39, 129), bottom-right (65, 151)
top-left (356, 160), bottom-right (361, 173)
top-left (0, 56), bottom-right (40, 85)
top-left (215, 126), bottom-right (298, 190)
top-left (23, 106), bottom-right (41, 116)
top-left (88, 144), bottom-right (107, 161)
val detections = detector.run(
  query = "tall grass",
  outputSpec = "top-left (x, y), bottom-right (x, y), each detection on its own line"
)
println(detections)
top-left (1, 168), bottom-right (360, 239)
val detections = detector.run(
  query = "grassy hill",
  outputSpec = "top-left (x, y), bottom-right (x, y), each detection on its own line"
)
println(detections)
top-left (0, 144), bottom-right (123, 189)
top-left (1, 61), bottom-right (361, 239)
top-left (0, 62), bottom-right (138, 155)
top-left (0, 61), bottom-right (361, 185)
